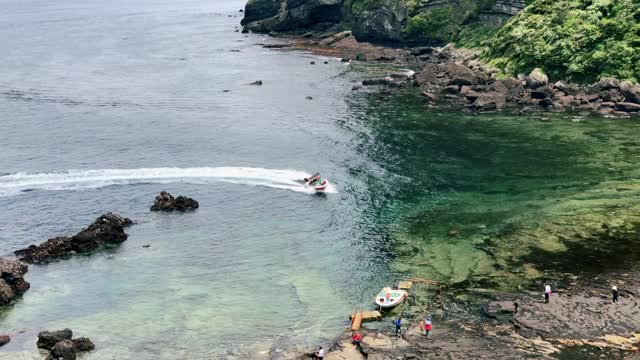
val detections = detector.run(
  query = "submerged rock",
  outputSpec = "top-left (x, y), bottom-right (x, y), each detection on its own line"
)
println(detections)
top-left (150, 191), bottom-right (199, 212)
top-left (0, 257), bottom-right (30, 305)
top-left (37, 329), bottom-right (73, 349)
top-left (15, 213), bottom-right (133, 264)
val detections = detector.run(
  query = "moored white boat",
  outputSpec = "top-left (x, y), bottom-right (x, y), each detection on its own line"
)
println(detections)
top-left (375, 287), bottom-right (408, 309)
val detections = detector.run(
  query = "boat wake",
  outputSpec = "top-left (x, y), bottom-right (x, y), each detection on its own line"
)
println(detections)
top-left (0, 167), bottom-right (338, 197)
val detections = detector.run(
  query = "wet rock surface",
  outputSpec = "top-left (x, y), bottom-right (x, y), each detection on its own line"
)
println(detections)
top-left (46, 340), bottom-right (76, 360)
top-left (37, 329), bottom-right (73, 350)
top-left (150, 191), bottom-right (199, 212)
top-left (0, 257), bottom-right (30, 306)
top-left (14, 213), bottom-right (133, 264)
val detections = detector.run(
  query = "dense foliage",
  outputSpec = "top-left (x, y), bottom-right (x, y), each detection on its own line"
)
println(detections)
top-left (484, 0), bottom-right (640, 83)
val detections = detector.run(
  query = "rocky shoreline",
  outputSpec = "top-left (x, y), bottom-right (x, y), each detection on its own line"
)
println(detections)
top-left (258, 31), bottom-right (640, 119)
top-left (249, 31), bottom-right (640, 360)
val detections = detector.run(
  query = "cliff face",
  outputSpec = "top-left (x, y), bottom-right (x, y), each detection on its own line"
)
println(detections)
top-left (241, 0), bottom-right (344, 33)
top-left (241, 0), bottom-right (526, 45)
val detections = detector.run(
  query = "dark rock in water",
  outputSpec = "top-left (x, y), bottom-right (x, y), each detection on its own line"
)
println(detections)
top-left (0, 257), bottom-right (30, 305)
top-left (150, 191), bottom-right (199, 212)
top-left (324, 61), bottom-right (328, 64)
top-left (72, 337), bottom-right (95, 352)
top-left (142, 244), bottom-right (151, 248)
top-left (340, 58), bottom-right (350, 63)
top-left (249, 80), bottom-right (263, 85)
top-left (531, 85), bottom-right (555, 99)
top-left (615, 102), bottom-right (640, 112)
top-left (241, 29), bottom-right (249, 34)
top-left (38, 329), bottom-right (73, 349)
top-left (310, 61), bottom-right (315, 64)
top-left (46, 340), bottom-right (76, 360)
top-left (351, 85), bottom-right (362, 91)
top-left (239, 9), bottom-right (244, 12)
top-left (305, 96), bottom-right (313, 100)
top-left (0, 335), bottom-right (10, 347)
top-left (15, 213), bottom-right (132, 264)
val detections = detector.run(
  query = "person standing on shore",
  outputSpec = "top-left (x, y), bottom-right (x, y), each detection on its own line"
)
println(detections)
top-left (394, 318), bottom-right (402, 336)
top-left (351, 332), bottom-right (363, 347)
top-left (424, 317), bottom-right (432, 336)
top-left (544, 283), bottom-right (552, 303)
top-left (313, 346), bottom-right (324, 360)
top-left (612, 286), bottom-right (620, 304)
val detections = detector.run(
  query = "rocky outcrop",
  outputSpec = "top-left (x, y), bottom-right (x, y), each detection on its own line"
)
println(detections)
top-left (241, 0), bottom-right (343, 33)
top-left (150, 191), bottom-right (199, 212)
top-left (0, 257), bottom-right (30, 306)
top-left (37, 329), bottom-right (73, 350)
top-left (14, 213), bottom-right (133, 264)
top-left (350, 0), bottom-right (408, 43)
top-left (38, 330), bottom-right (95, 360)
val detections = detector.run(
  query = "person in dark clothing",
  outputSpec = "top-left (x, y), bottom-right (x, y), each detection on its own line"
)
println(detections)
top-left (612, 286), bottom-right (620, 304)
top-left (394, 318), bottom-right (402, 336)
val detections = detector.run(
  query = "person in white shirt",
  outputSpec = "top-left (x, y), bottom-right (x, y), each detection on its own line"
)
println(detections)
top-left (313, 346), bottom-right (324, 359)
top-left (544, 283), bottom-right (552, 303)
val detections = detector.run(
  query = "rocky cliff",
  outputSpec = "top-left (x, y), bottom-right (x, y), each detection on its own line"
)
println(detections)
top-left (241, 0), bottom-right (527, 45)
top-left (241, 0), bottom-right (344, 33)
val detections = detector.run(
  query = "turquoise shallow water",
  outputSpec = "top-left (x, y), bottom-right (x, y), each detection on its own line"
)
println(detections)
top-left (0, 0), bottom-right (396, 357)
top-left (2, 0), bottom-right (640, 358)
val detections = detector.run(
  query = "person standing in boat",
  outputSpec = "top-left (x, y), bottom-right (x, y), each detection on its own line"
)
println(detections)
top-left (544, 283), bottom-right (552, 304)
top-left (612, 286), bottom-right (620, 304)
top-left (394, 318), bottom-right (402, 336)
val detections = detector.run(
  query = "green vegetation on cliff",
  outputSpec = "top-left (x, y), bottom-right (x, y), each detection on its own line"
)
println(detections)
top-left (485, 0), bottom-right (640, 83)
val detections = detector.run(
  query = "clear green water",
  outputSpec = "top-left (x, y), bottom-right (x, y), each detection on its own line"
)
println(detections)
top-left (1, 1), bottom-right (640, 359)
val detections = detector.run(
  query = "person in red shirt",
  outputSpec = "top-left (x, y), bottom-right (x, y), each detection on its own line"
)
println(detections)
top-left (351, 332), bottom-right (363, 346)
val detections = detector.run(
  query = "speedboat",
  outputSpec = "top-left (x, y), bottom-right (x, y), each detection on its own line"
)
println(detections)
top-left (375, 287), bottom-right (408, 309)
top-left (304, 173), bottom-right (329, 191)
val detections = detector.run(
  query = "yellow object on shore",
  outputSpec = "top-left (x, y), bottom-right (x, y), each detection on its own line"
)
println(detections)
top-left (397, 281), bottom-right (413, 289)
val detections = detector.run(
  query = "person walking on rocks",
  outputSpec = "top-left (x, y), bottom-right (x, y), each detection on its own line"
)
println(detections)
top-left (423, 316), bottom-right (432, 336)
top-left (394, 318), bottom-right (402, 336)
top-left (544, 283), bottom-right (552, 304)
top-left (612, 286), bottom-right (620, 304)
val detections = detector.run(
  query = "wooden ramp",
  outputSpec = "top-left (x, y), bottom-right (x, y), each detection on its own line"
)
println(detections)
top-left (350, 310), bottom-right (382, 330)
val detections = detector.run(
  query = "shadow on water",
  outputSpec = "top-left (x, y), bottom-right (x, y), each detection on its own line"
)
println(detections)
top-left (343, 88), bottom-right (640, 286)
top-left (521, 223), bottom-right (640, 275)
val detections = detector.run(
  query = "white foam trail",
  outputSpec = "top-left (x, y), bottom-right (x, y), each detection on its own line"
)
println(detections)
top-left (0, 167), bottom-right (337, 197)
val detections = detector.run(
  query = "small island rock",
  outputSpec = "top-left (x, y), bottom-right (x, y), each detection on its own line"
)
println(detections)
top-left (37, 329), bottom-right (73, 349)
top-left (150, 191), bottom-right (199, 212)
top-left (15, 213), bottom-right (133, 264)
